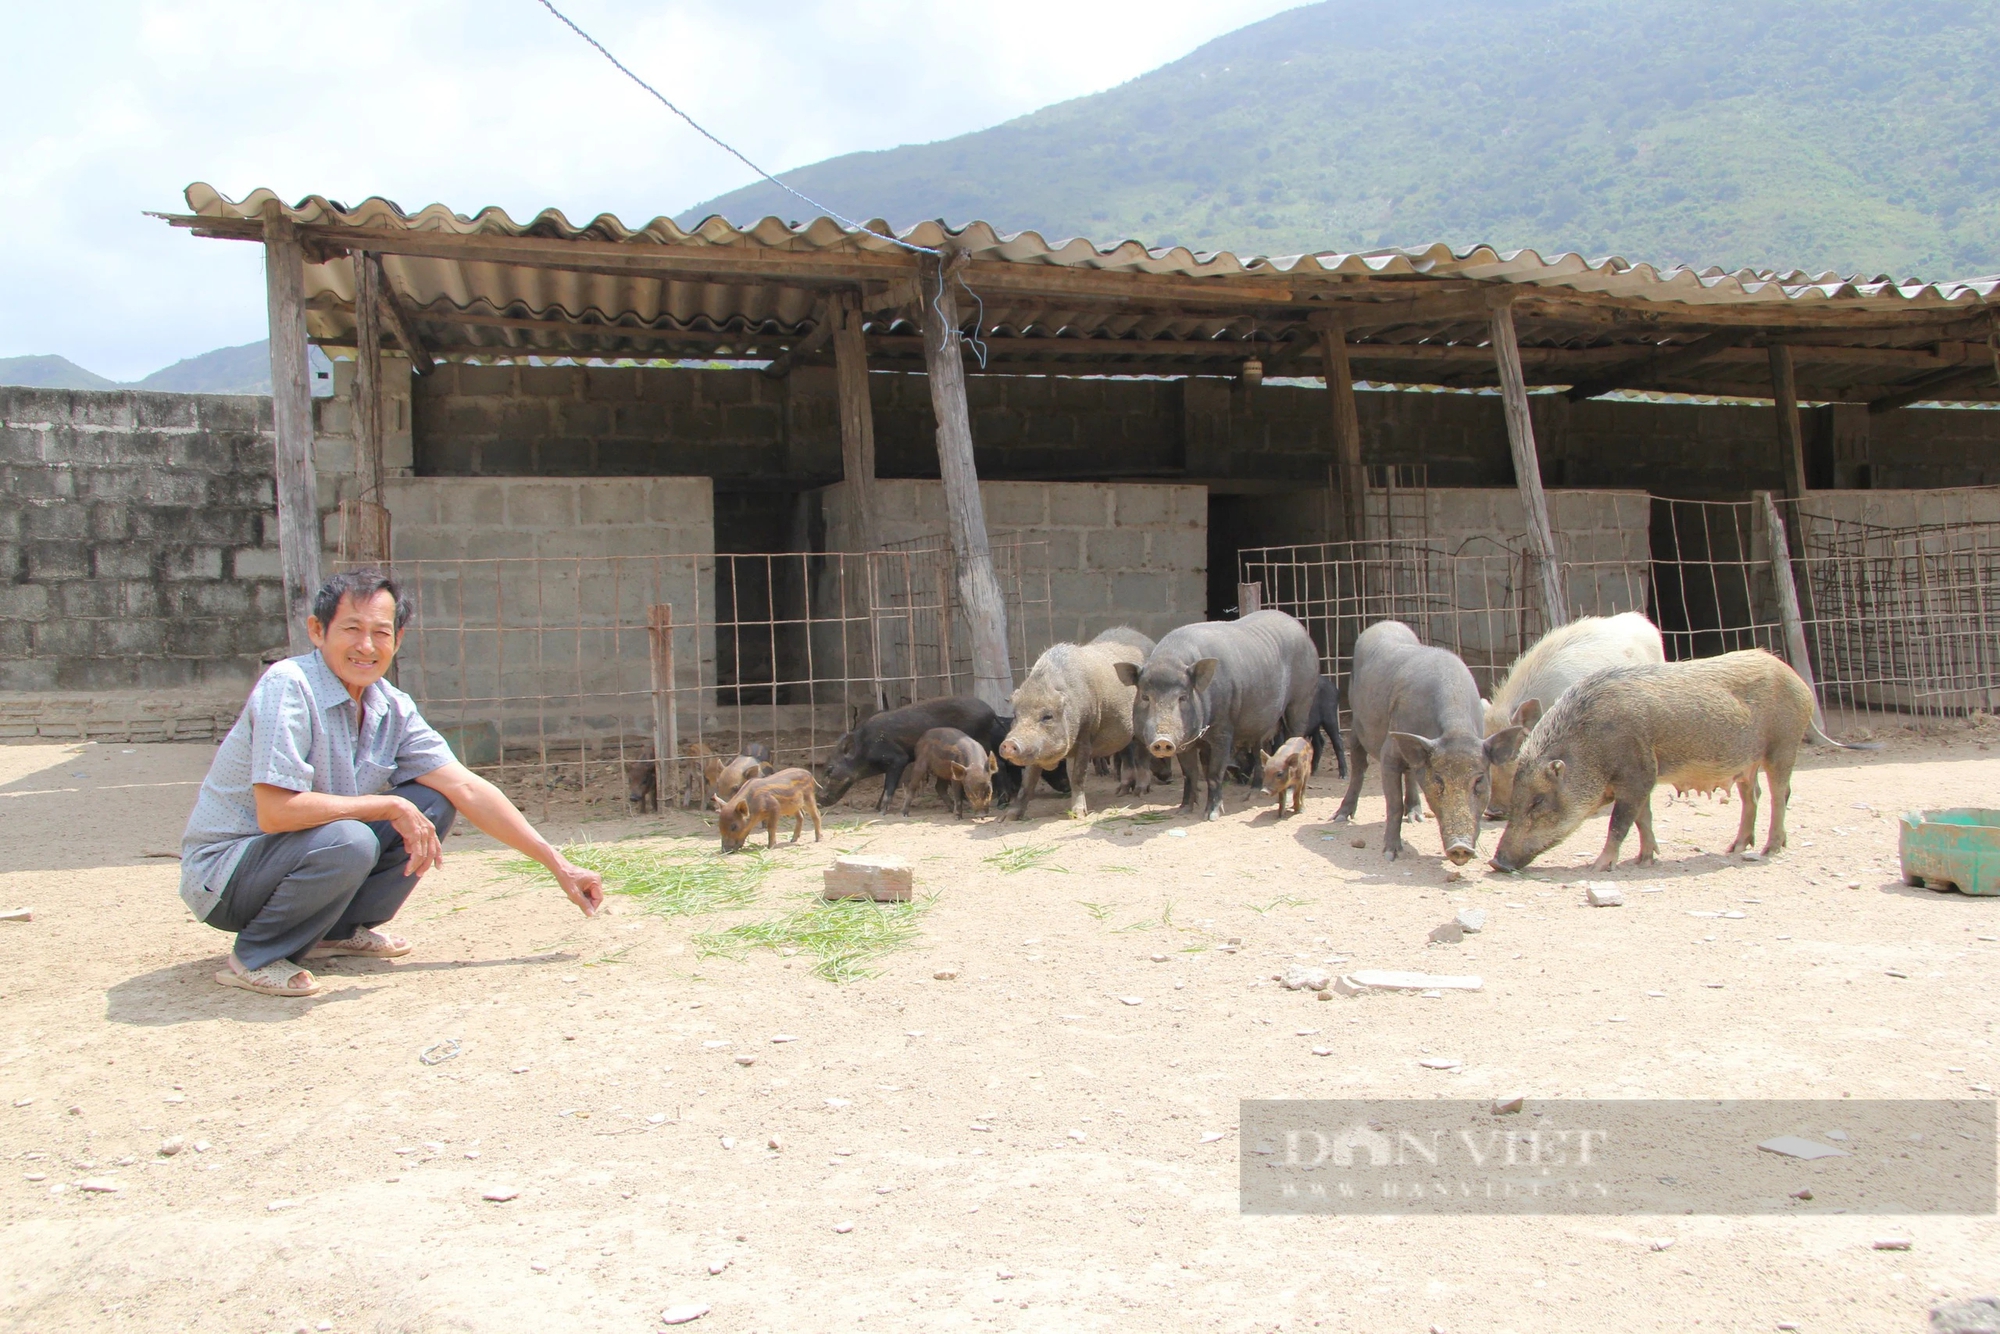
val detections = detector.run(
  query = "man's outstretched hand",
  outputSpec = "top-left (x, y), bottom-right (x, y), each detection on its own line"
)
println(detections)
top-left (553, 860), bottom-right (605, 917)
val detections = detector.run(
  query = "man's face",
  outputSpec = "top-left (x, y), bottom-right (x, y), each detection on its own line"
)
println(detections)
top-left (307, 590), bottom-right (403, 697)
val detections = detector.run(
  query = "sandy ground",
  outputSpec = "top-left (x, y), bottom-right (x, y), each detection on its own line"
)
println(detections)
top-left (3, 724), bottom-right (1999, 1334)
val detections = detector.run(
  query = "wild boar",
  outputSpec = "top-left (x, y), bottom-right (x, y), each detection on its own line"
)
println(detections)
top-left (1299, 675), bottom-right (1349, 779)
top-left (1117, 609), bottom-right (1319, 821)
top-left (999, 634), bottom-right (1148, 819)
top-left (1491, 648), bottom-right (1876, 872)
top-left (821, 696), bottom-right (997, 811)
top-left (1332, 620), bottom-right (1527, 864)
top-left (716, 767), bottom-right (823, 852)
top-left (1481, 612), bottom-right (1665, 817)
top-left (901, 727), bottom-right (999, 818)
top-left (711, 754), bottom-right (772, 802)
top-left (1259, 736), bottom-right (1313, 816)
top-left (625, 742), bottom-right (659, 813)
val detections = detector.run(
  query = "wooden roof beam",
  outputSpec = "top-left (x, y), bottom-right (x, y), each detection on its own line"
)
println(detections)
top-left (760, 298), bottom-right (837, 378)
top-left (1563, 331), bottom-right (1743, 400)
top-left (372, 263), bottom-right (434, 376)
top-left (1867, 351), bottom-right (1999, 413)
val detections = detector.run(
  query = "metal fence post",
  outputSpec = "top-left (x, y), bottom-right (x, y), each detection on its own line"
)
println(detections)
top-left (648, 603), bottom-right (679, 805)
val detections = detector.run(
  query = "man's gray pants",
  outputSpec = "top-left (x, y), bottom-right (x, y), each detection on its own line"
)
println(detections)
top-left (208, 782), bottom-right (457, 971)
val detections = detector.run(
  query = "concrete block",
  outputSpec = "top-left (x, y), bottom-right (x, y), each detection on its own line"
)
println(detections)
top-left (1083, 528), bottom-right (1148, 572)
top-left (1114, 486), bottom-right (1174, 528)
top-left (231, 546), bottom-right (284, 580)
top-left (457, 365), bottom-right (517, 397)
top-left (430, 479), bottom-right (507, 529)
top-left (1046, 486), bottom-right (1111, 528)
top-left (823, 854), bottom-right (912, 901)
top-left (1149, 527), bottom-right (1207, 572)
top-left (24, 541), bottom-right (90, 581)
top-left (57, 579), bottom-right (118, 619)
top-left (23, 500), bottom-right (87, 541)
top-left (161, 547), bottom-right (224, 581)
top-left (577, 481), bottom-right (649, 527)
top-left (503, 481), bottom-right (577, 528)
top-left (984, 484), bottom-right (1047, 529)
top-left (1050, 571), bottom-right (1110, 615)
top-left (522, 367), bottom-right (581, 398)
top-left (29, 617), bottom-right (97, 657)
top-left (0, 583), bottom-right (51, 620)
top-left (1110, 572), bottom-right (1176, 615)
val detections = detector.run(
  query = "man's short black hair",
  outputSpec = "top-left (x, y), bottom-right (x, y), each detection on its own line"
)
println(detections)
top-left (312, 569), bottom-right (413, 632)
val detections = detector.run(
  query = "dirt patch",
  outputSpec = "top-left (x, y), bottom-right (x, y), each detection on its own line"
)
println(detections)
top-left (3, 726), bottom-right (1999, 1332)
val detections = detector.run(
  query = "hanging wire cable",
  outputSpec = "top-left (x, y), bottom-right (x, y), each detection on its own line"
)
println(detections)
top-left (534, 0), bottom-right (939, 257)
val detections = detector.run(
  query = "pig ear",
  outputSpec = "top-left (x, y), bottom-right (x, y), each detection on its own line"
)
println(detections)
top-left (948, 761), bottom-right (968, 781)
top-left (1511, 698), bottom-right (1543, 728)
top-left (711, 793), bottom-right (728, 811)
top-left (1258, 749), bottom-right (1272, 767)
top-left (1189, 658), bottom-right (1219, 693)
top-left (986, 752), bottom-right (999, 773)
top-left (1388, 731), bottom-right (1439, 769)
top-left (1483, 725), bottom-right (1527, 768)
top-left (1544, 759), bottom-right (1565, 782)
top-left (1113, 661), bottom-right (1140, 688)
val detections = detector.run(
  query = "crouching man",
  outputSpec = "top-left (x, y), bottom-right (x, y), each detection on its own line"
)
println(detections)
top-left (180, 570), bottom-right (604, 997)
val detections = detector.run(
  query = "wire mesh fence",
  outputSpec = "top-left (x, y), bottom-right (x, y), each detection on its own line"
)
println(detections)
top-left (1242, 489), bottom-right (2000, 730)
top-left (361, 541), bottom-right (1052, 819)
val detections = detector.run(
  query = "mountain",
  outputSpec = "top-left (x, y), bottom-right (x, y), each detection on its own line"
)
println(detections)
top-left (683, 0), bottom-right (2000, 279)
top-left (0, 355), bottom-right (119, 391)
top-left (0, 342), bottom-right (337, 396)
top-left (132, 340), bottom-right (274, 395)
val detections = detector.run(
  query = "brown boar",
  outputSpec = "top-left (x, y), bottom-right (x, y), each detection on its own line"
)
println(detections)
top-left (900, 727), bottom-right (999, 818)
top-left (715, 767), bottom-right (824, 852)
top-left (1259, 736), bottom-right (1312, 816)
top-left (1480, 612), bottom-right (1665, 817)
top-left (710, 754), bottom-right (772, 802)
top-left (624, 741), bottom-right (659, 812)
top-left (1490, 649), bottom-right (1877, 873)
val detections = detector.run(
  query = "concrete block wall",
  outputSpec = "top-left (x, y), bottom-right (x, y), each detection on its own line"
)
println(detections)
top-left (0, 386), bottom-right (286, 692)
top-left (381, 476), bottom-right (717, 746)
top-left (311, 353), bottom-right (416, 526)
top-left (819, 479), bottom-right (1208, 653)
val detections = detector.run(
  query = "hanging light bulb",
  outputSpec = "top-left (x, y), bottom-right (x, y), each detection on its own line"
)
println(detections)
top-left (1240, 357), bottom-right (1264, 389)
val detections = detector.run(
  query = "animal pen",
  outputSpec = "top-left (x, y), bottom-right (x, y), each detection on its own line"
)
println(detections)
top-left (145, 186), bottom-right (2000, 806)
top-left (1241, 485), bottom-right (2000, 726)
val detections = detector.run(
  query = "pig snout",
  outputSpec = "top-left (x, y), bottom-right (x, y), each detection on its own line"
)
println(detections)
top-left (1445, 841), bottom-right (1475, 866)
top-left (997, 737), bottom-right (1023, 763)
top-left (1148, 737), bottom-right (1178, 759)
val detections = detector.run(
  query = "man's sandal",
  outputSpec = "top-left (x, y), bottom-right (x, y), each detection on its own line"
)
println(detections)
top-left (306, 927), bottom-right (412, 960)
top-left (213, 960), bottom-right (320, 997)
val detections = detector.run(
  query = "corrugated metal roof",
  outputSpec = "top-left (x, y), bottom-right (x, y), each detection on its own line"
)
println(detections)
top-left (164, 185), bottom-right (2000, 404)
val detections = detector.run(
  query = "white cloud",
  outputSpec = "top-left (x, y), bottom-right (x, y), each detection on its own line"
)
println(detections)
top-left (0, 0), bottom-right (1302, 379)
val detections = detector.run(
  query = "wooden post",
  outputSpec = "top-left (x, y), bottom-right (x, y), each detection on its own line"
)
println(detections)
top-left (832, 292), bottom-right (879, 553)
top-left (1237, 581), bottom-right (1263, 615)
top-left (353, 252), bottom-right (385, 503)
top-left (1758, 491), bottom-right (1826, 731)
top-left (917, 252), bottom-right (1013, 711)
top-left (1489, 301), bottom-right (1567, 628)
top-left (1316, 318), bottom-right (1365, 542)
top-left (1768, 345), bottom-right (1809, 500)
top-left (647, 604), bottom-right (680, 806)
top-left (263, 211), bottom-right (322, 654)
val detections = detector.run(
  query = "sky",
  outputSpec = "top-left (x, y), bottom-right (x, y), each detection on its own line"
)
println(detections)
top-left (0, 0), bottom-right (1302, 382)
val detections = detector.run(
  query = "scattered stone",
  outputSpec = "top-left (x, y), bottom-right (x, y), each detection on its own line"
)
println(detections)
top-left (1316, 989), bottom-right (1333, 1001)
top-left (1348, 838), bottom-right (1366, 848)
top-left (1790, 1190), bottom-right (1813, 1201)
top-left (10, 1098), bottom-right (30, 1107)
top-left (708, 1260), bottom-right (729, 1275)
top-left (158, 1137), bottom-right (185, 1157)
top-left (1873, 1237), bottom-right (1912, 1251)
top-left (771, 1034), bottom-right (800, 1043)
top-left (1279, 964), bottom-right (1332, 991)
top-left (766, 1135), bottom-right (784, 1151)
top-left (1456, 909), bottom-right (1487, 934)
top-left (1825, 1130), bottom-right (1848, 1141)
top-left (734, 1056), bottom-right (756, 1066)
top-left (265, 1198), bottom-right (299, 1211)
top-left (67, 1105), bottom-right (81, 1115)
top-left (833, 1221), bottom-right (854, 1234)
top-left (933, 971), bottom-right (958, 981)
top-left (1119, 996), bottom-right (1144, 1006)
top-left (719, 1137), bottom-right (735, 1150)
top-left (1168, 828), bottom-right (1188, 838)
top-left (1586, 884), bottom-right (1624, 907)
top-left (482, 1188), bottom-right (520, 1202)
top-left (1427, 922), bottom-right (1464, 945)
top-left (824, 1098), bottom-right (850, 1109)
top-left (1931, 1296), bottom-right (2000, 1334)
top-left (1201, 1132), bottom-right (1226, 1144)
top-left (1227, 937), bottom-right (1243, 946)
top-left (823, 854), bottom-right (913, 901)
top-left (0, 908), bottom-right (31, 922)
top-left (24, 1173), bottom-right (45, 1182)
top-left (1758, 1136), bottom-right (1849, 1160)
top-left (660, 1303), bottom-right (712, 1325)
top-left (1418, 1056), bottom-right (1462, 1070)
top-left (1443, 867), bottom-right (1465, 883)
top-left (1846, 881), bottom-right (1862, 890)
top-left (1312, 1046), bottom-right (1334, 1057)
top-left (1741, 850), bottom-right (1763, 862)
top-left (1648, 1237), bottom-right (1676, 1252)
top-left (1721, 910), bottom-right (1746, 919)
top-left (77, 1178), bottom-right (120, 1193)
top-left (1150, 954), bottom-right (1168, 963)
top-left (192, 1140), bottom-right (211, 1153)
top-left (529, 1261), bottom-right (550, 1272)
top-left (1348, 971), bottom-right (1483, 992)
top-left (1887, 970), bottom-right (1909, 979)
top-left (997, 1270), bottom-right (1016, 1281)
top-left (1492, 1095), bottom-right (1525, 1115)
top-left (1067, 1129), bottom-right (1086, 1143)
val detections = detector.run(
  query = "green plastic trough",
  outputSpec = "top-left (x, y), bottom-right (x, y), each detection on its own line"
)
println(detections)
top-left (1900, 809), bottom-right (2000, 897)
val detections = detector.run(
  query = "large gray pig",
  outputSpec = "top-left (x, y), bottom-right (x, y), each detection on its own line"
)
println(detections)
top-left (1491, 648), bottom-right (1877, 872)
top-left (1480, 612), bottom-right (1665, 817)
top-left (1332, 620), bottom-right (1528, 864)
top-left (998, 628), bottom-right (1150, 819)
top-left (1115, 610), bottom-right (1318, 822)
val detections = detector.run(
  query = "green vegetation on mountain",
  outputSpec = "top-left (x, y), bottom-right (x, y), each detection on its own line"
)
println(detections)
top-left (683, 0), bottom-right (2000, 279)
top-left (0, 341), bottom-right (337, 395)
